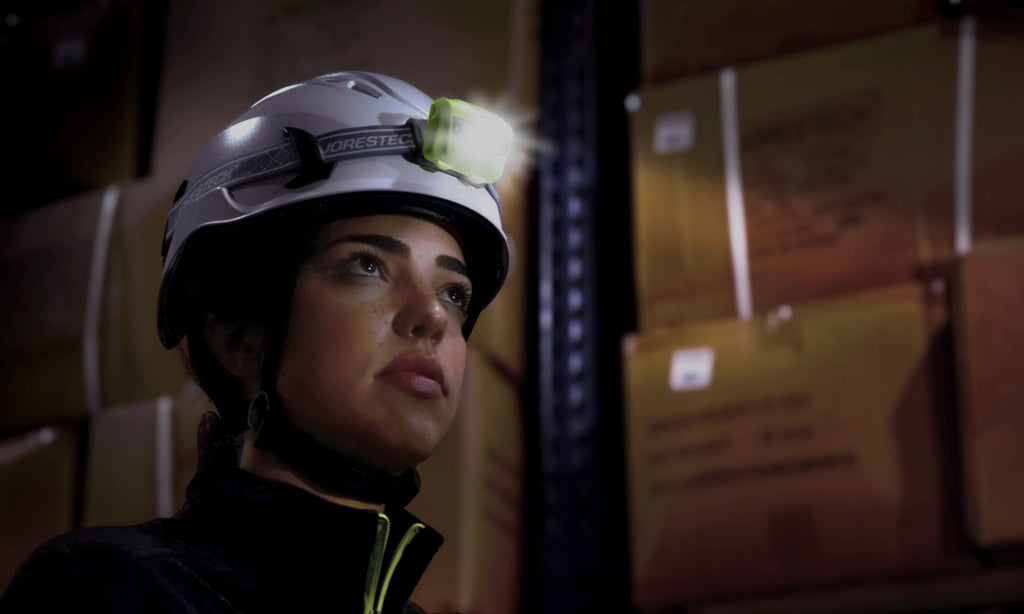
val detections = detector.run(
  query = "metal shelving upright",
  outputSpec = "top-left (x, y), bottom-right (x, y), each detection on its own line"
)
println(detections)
top-left (525, 1), bottom-right (639, 612)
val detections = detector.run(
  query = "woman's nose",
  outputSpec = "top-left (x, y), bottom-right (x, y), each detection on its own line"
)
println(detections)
top-left (392, 279), bottom-right (448, 343)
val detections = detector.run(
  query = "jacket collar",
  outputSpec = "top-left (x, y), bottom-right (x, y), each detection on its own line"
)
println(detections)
top-left (178, 466), bottom-right (443, 613)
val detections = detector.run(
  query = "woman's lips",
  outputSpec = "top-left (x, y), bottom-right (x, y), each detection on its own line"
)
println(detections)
top-left (377, 354), bottom-right (447, 399)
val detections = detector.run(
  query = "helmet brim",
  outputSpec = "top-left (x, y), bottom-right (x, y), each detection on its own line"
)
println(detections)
top-left (156, 191), bottom-right (508, 348)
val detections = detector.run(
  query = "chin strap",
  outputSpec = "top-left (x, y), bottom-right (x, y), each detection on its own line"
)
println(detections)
top-left (247, 390), bottom-right (421, 508)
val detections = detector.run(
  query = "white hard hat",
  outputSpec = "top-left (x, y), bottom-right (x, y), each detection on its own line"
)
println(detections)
top-left (157, 71), bottom-right (511, 347)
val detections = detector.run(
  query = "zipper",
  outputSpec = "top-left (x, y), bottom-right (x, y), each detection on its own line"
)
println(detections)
top-left (363, 513), bottom-right (427, 614)
top-left (375, 522), bottom-right (426, 613)
top-left (363, 514), bottom-right (390, 614)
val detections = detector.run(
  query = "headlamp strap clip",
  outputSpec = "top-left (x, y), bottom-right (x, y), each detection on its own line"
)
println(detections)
top-left (283, 127), bottom-right (333, 188)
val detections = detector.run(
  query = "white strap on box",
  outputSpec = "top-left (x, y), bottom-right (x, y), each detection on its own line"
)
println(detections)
top-left (0, 427), bottom-right (56, 468)
top-left (155, 394), bottom-right (174, 517)
top-left (719, 67), bottom-right (753, 321)
top-left (718, 15), bottom-right (978, 317)
top-left (83, 184), bottom-right (120, 416)
top-left (955, 15), bottom-right (977, 257)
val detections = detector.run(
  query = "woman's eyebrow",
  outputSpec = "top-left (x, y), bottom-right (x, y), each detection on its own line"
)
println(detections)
top-left (436, 254), bottom-right (469, 277)
top-left (321, 233), bottom-right (468, 276)
top-left (325, 233), bottom-right (410, 257)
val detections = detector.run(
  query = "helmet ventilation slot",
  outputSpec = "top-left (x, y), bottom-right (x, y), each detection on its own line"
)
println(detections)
top-left (346, 79), bottom-right (383, 100)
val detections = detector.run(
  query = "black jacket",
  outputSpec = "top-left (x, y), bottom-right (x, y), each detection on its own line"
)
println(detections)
top-left (0, 466), bottom-right (443, 613)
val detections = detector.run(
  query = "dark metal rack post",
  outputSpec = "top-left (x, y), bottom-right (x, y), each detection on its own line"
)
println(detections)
top-left (525, 1), bottom-right (638, 612)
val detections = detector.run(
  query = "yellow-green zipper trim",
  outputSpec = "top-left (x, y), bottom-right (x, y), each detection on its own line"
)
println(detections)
top-left (363, 515), bottom-right (427, 614)
top-left (363, 514), bottom-right (391, 614)
top-left (375, 522), bottom-right (426, 614)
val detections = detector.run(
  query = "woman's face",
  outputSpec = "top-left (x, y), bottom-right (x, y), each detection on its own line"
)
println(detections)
top-left (275, 214), bottom-right (470, 474)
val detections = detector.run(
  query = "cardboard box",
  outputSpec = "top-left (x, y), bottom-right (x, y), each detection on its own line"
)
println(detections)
top-left (629, 20), bottom-right (1024, 331)
top-left (0, 182), bottom-right (190, 435)
top-left (0, 426), bottom-right (79, 593)
top-left (971, 21), bottom-right (1024, 246)
top-left (408, 349), bottom-right (524, 614)
top-left (623, 284), bottom-right (971, 609)
top-left (104, 181), bottom-right (192, 407)
top-left (641, 0), bottom-right (933, 83)
top-left (83, 397), bottom-right (172, 526)
top-left (82, 382), bottom-right (211, 527)
top-left (954, 237), bottom-right (1024, 551)
top-left (0, 189), bottom-right (112, 432)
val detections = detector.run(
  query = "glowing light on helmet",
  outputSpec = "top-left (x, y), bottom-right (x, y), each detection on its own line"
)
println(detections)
top-left (421, 98), bottom-right (513, 186)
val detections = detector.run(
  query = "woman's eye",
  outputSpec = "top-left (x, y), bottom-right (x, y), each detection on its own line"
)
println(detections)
top-left (355, 256), bottom-right (379, 275)
top-left (441, 283), bottom-right (473, 313)
top-left (337, 251), bottom-right (384, 278)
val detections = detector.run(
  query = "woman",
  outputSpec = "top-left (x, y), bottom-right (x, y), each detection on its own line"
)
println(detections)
top-left (0, 71), bottom-right (511, 613)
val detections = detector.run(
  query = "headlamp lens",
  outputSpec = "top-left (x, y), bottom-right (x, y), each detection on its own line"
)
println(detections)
top-left (423, 98), bottom-right (513, 185)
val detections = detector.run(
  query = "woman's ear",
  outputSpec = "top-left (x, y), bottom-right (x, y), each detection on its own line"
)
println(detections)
top-left (204, 318), bottom-right (264, 398)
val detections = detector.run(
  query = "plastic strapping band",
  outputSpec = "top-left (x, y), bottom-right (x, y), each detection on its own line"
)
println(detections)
top-left (155, 394), bottom-right (174, 517)
top-left (719, 68), bottom-right (753, 321)
top-left (0, 427), bottom-right (55, 468)
top-left (955, 15), bottom-right (977, 257)
top-left (83, 185), bottom-right (120, 416)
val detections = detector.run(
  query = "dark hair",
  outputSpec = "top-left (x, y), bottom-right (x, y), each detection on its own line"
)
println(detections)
top-left (177, 213), bottom-right (320, 435)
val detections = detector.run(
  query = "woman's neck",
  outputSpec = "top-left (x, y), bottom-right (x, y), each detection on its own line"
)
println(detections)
top-left (239, 432), bottom-right (385, 513)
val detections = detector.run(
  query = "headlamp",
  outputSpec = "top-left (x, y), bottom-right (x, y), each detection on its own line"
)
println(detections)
top-left (421, 98), bottom-right (513, 186)
top-left (176, 98), bottom-right (512, 206)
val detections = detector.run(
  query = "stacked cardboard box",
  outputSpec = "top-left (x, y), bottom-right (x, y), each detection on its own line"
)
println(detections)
top-left (0, 183), bottom-right (189, 436)
top-left (0, 427), bottom-right (79, 593)
top-left (0, 189), bottom-right (111, 432)
top-left (954, 238), bottom-right (1024, 553)
top-left (630, 18), bottom-right (1024, 331)
top-left (640, 0), bottom-right (933, 83)
top-left (81, 382), bottom-right (212, 527)
top-left (624, 15), bottom-right (1024, 609)
top-left (629, 24), bottom-right (965, 331)
top-left (0, 179), bottom-right (201, 593)
top-left (624, 285), bottom-right (972, 607)
top-left (106, 182), bottom-right (193, 407)
top-left (970, 20), bottom-right (1024, 245)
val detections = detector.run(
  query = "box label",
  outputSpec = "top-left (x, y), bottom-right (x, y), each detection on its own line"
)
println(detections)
top-left (668, 346), bottom-right (715, 391)
top-left (653, 110), bottom-right (696, 154)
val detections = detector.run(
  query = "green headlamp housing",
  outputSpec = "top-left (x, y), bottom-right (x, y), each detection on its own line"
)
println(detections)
top-left (421, 98), bottom-right (513, 186)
